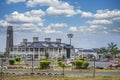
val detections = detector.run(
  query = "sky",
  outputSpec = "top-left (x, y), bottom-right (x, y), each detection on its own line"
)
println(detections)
top-left (0, 0), bottom-right (120, 52)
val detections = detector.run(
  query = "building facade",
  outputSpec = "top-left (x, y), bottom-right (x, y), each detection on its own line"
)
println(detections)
top-left (9, 37), bottom-right (74, 60)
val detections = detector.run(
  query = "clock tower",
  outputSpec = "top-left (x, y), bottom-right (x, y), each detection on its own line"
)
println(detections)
top-left (5, 26), bottom-right (13, 57)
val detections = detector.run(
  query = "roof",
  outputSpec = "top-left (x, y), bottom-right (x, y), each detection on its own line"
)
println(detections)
top-left (13, 41), bottom-right (70, 48)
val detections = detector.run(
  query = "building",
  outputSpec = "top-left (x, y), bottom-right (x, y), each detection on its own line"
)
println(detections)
top-left (5, 26), bottom-right (13, 57)
top-left (9, 37), bottom-right (74, 60)
top-left (76, 48), bottom-right (99, 60)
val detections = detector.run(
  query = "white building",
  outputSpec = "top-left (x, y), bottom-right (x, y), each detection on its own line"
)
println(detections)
top-left (9, 37), bottom-right (74, 60)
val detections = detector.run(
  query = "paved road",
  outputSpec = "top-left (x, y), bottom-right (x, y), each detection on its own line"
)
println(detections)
top-left (2, 70), bottom-right (120, 75)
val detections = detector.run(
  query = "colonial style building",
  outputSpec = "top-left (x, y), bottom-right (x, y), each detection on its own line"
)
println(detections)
top-left (9, 37), bottom-right (74, 60)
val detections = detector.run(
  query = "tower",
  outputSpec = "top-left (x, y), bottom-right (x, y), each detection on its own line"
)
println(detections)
top-left (5, 26), bottom-right (13, 57)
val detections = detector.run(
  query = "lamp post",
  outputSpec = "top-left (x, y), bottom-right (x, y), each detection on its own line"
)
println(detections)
top-left (31, 54), bottom-right (34, 74)
top-left (62, 55), bottom-right (65, 77)
top-left (67, 33), bottom-right (73, 58)
top-left (93, 56), bottom-right (96, 77)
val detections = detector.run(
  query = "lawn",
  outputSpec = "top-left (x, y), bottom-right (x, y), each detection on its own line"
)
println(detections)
top-left (1, 74), bottom-right (120, 80)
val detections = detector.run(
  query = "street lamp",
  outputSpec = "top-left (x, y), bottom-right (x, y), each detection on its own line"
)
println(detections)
top-left (93, 56), bottom-right (96, 77)
top-left (67, 33), bottom-right (74, 59)
top-left (31, 54), bottom-right (34, 74)
top-left (67, 33), bottom-right (73, 46)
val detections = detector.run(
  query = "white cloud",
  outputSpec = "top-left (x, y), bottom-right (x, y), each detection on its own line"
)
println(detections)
top-left (44, 26), bottom-right (61, 33)
top-left (87, 19), bottom-right (112, 25)
top-left (94, 9), bottom-right (120, 19)
top-left (0, 20), bottom-right (10, 27)
top-left (2, 9), bottom-right (45, 33)
top-left (69, 26), bottom-right (78, 32)
top-left (46, 7), bottom-right (76, 17)
top-left (7, 0), bottom-right (26, 4)
top-left (81, 12), bottom-right (93, 18)
top-left (79, 25), bottom-right (107, 33)
top-left (26, 0), bottom-right (76, 17)
top-left (112, 28), bottom-right (120, 33)
top-left (49, 23), bottom-right (67, 28)
top-left (6, 10), bottom-right (45, 23)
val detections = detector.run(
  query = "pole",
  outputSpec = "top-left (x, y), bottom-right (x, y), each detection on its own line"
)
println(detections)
top-left (31, 55), bottom-right (34, 74)
top-left (93, 56), bottom-right (95, 77)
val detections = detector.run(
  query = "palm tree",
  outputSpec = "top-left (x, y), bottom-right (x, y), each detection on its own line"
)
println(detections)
top-left (97, 47), bottom-right (108, 59)
top-left (108, 42), bottom-right (119, 58)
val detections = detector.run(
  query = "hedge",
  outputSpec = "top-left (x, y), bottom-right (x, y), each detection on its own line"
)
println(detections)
top-left (9, 59), bottom-right (15, 65)
top-left (39, 60), bottom-right (51, 69)
top-left (74, 60), bottom-right (89, 69)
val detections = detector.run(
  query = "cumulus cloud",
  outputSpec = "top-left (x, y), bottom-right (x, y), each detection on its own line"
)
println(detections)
top-left (44, 23), bottom-right (67, 33)
top-left (49, 23), bottom-right (67, 28)
top-left (94, 9), bottom-right (120, 19)
top-left (87, 19), bottom-right (112, 25)
top-left (79, 25), bottom-right (107, 34)
top-left (81, 12), bottom-right (93, 18)
top-left (1, 9), bottom-right (45, 34)
top-left (112, 28), bottom-right (120, 33)
top-left (44, 26), bottom-right (62, 33)
top-left (5, 10), bottom-right (45, 23)
top-left (46, 7), bottom-right (76, 17)
top-left (7, 0), bottom-right (26, 4)
top-left (69, 26), bottom-right (78, 32)
top-left (26, 0), bottom-right (77, 17)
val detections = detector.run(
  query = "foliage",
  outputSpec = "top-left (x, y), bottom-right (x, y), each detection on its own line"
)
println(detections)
top-left (39, 60), bottom-right (51, 69)
top-left (0, 53), bottom-right (4, 58)
top-left (15, 57), bottom-right (21, 62)
top-left (108, 42), bottom-right (119, 57)
top-left (79, 58), bottom-right (84, 61)
top-left (83, 61), bottom-right (89, 69)
top-left (58, 61), bottom-right (65, 68)
top-left (74, 60), bottom-right (83, 69)
top-left (45, 53), bottom-right (49, 59)
top-left (74, 60), bottom-right (89, 69)
top-left (9, 59), bottom-right (15, 65)
top-left (97, 47), bottom-right (108, 55)
top-left (57, 57), bottom-right (62, 62)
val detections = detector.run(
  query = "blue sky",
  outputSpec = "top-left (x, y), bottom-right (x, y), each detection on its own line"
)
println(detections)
top-left (0, 0), bottom-right (120, 52)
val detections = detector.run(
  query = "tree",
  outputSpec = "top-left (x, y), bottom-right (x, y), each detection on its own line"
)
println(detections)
top-left (98, 47), bottom-right (108, 55)
top-left (108, 42), bottom-right (119, 58)
top-left (45, 53), bottom-right (49, 59)
top-left (97, 47), bottom-right (109, 59)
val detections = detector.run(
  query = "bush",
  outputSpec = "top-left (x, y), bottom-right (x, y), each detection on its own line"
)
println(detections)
top-left (58, 61), bottom-right (65, 68)
top-left (74, 60), bottom-right (83, 69)
top-left (57, 57), bottom-right (62, 62)
top-left (79, 58), bottom-right (84, 61)
top-left (9, 59), bottom-right (15, 65)
top-left (74, 60), bottom-right (89, 69)
top-left (15, 57), bottom-right (21, 62)
top-left (83, 61), bottom-right (89, 69)
top-left (39, 60), bottom-right (51, 69)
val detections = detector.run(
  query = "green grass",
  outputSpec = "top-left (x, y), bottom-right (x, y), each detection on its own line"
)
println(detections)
top-left (0, 74), bottom-right (120, 80)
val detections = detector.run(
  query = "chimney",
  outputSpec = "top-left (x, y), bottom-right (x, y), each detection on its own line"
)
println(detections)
top-left (56, 38), bottom-right (61, 43)
top-left (33, 37), bottom-right (39, 42)
top-left (45, 38), bottom-right (51, 42)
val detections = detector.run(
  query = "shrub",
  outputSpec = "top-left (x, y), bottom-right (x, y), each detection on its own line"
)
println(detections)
top-left (83, 61), bottom-right (89, 69)
top-left (9, 59), bottom-right (15, 65)
top-left (79, 58), bottom-right (84, 61)
top-left (74, 60), bottom-right (83, 69)
top-left (58, 61), bottom-right (65, 68)
top-left (15, 57), bottom-right (21, 62)
top-left (57, 57), bottom-right (62, 62)
top-left (39, 60), bottom-right (51, 69)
